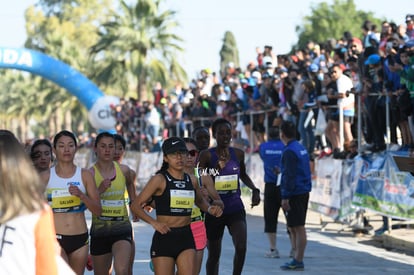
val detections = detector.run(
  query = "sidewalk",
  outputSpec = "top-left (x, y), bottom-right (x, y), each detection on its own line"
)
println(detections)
top-left (244, 196), bottom-right (414, 256)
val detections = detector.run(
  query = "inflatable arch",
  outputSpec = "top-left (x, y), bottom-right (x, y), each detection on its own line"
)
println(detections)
top-left (0, 47), bottom-right (118, 130)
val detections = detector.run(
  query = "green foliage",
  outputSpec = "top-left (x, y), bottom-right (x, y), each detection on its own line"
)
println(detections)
top-left (295, 0), bottom-right (384, 51)
top-left (90, 0), bottom-right (187, 101)
top-left (219, 31), bottom-right (240, 77)
top-left (16, 0), bottom-right (114, 135)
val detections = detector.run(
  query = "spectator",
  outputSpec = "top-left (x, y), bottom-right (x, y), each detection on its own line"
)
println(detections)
top-left (329, 64), bottom-right (355, 156)
top-left (298, 79), bottom-right (316, 159)
top-left (290, 67), bottom-right (305, 130)
top-left (406, 14), bottom-right (414, 39)
top-left (363, 54), bottom-right (387, 152)
top-left (394, 46), bottom-right (414, 143)
top-left (144, 102), bottom-right (161, 150)
top-left (362, 20), bottom-right (379, 49)
top-left (324, 69), bottom-right (340, 155)
top-left (152, 82), bottom-right (165, 108)
top-left (397, 24), bottom-right (409, 43)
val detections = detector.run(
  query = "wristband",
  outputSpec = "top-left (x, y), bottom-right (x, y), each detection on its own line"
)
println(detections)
top-left (207, 205), bottom-right (212, 214)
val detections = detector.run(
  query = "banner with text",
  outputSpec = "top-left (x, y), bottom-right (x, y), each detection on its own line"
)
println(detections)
top-left (352, 152), bottom-right (414, 220)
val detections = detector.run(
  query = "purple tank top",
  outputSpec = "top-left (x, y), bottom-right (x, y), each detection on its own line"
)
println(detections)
top-left (209, 148), bottom-right (244, 214)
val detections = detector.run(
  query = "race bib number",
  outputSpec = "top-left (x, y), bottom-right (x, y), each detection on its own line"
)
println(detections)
top-left (215, 174), bottom-right (238, 192)
top-left (101, 200), bottom-right (125, 217)
top-left (170, 190), bottom-right (194, 209)
top-left (51, 189), bottom-right (80, 209)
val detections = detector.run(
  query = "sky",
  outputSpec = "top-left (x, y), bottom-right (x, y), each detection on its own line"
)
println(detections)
top-left (0, 0), bottom-right (410, 79)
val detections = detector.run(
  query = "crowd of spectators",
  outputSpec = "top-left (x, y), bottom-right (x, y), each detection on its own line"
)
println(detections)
top-left (112, 15), bottom-right (414, 158)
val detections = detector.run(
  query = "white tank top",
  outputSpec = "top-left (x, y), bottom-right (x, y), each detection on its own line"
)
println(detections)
top-left (46, 166), bottom-right (87, 213)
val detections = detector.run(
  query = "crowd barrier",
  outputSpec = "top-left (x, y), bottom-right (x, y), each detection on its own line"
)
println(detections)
top-left (74, 148), bottom-right (414, 224)
top-left (313, 150), bottom-right (414, 223)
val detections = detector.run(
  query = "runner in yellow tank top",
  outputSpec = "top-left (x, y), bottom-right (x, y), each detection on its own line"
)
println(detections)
top-left (90, 132), bottom-right (137, 275)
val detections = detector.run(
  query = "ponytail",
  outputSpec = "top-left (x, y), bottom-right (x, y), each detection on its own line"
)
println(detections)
top-left (156, 160), bottom-right (169, 174)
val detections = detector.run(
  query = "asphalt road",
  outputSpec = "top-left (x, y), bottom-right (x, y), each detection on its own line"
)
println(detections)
top-left (85, 197), bottom-right (414, 274)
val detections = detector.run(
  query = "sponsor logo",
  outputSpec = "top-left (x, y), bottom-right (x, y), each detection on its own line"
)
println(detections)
top-left (175, 182), bottom-right (186, 188)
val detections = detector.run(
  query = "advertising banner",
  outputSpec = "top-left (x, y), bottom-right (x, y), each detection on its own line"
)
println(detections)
top-left (353, 152), bottom-right (414, 220)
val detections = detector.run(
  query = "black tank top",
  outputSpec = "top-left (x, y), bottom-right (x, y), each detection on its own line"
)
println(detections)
top-left (154, 171), bottom-right (195, 216)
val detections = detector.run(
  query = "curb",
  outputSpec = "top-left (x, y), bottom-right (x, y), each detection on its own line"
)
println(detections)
top-left (382, 229), bottom-right (414, 255)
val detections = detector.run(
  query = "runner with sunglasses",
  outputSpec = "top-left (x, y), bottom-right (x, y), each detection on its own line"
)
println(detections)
top-left (131, 137), bottom-right (222, 275)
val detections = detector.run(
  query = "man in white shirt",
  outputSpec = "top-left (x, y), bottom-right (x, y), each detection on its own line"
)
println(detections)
top-left (330, 64), bottom-right (355, 154)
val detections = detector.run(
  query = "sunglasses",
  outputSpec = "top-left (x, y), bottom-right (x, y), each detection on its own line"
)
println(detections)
top-left (188, 150), bottom-right (198, 157)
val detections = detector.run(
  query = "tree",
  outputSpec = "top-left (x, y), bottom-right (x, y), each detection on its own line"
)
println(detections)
top-left (219, 31), bottom-right (240, 78)
top-left (295, 0), bottom-right (383, 51)
top-left (90, 0), bottom-right (186, 101)
top-left (0, 71), bottom-right (35, 140)
top-left (23, 0), bottom-right (114, 133)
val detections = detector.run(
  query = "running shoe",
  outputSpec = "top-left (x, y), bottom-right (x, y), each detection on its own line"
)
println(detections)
top-left (264, 249), bottom-right (280, 258)
top-left (280, 258), bottom-right (304, 271)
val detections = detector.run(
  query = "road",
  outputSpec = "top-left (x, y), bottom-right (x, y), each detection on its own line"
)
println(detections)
top-left (85, 197), bottom-right (414, 274)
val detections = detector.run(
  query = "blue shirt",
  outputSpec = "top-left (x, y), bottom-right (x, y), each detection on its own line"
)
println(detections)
top-left (259, 138), bottom-right (285, 184)
top-left (280, 140), bottom-right (312, 199)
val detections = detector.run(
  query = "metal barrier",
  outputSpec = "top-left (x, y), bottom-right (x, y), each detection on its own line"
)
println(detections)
top-left (121, 93), bottom-right (394, 155)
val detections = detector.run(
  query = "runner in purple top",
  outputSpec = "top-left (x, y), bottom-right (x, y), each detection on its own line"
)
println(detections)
top-left (198, 118), bottom-right (261, 275)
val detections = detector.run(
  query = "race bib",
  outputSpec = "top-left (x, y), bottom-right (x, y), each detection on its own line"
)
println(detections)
top-left (170, 189), bottom-right (194, 209)
top-left (215, 174), bottom-right (238, 192)
top-left (101, 199), bottom-right (125, 217)
top-left (51, 189), bottom-right (80, 209)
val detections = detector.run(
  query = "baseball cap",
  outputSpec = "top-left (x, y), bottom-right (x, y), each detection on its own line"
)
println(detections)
top-left (162, 137), bottom-right (188, 155)
top-left (406, 39), bottom-right (414, 48)
top-left (251, 71), bottom-right (261, 79)
top-left (365, 54), bottom-right (381, 65)
top-left (309, 63), bottom-right (319, 73)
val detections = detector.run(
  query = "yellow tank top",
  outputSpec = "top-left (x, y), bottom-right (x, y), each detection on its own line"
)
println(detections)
top-left (90, 162), bottom-right (132, 237)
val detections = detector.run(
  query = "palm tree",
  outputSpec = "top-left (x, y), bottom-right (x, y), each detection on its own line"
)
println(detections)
top-left (23, 0), bottom-right (111, 134)
top-left (90, 0), bottom-right (187, 101)
top-left (0, 71), bottom-right (41, 140)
